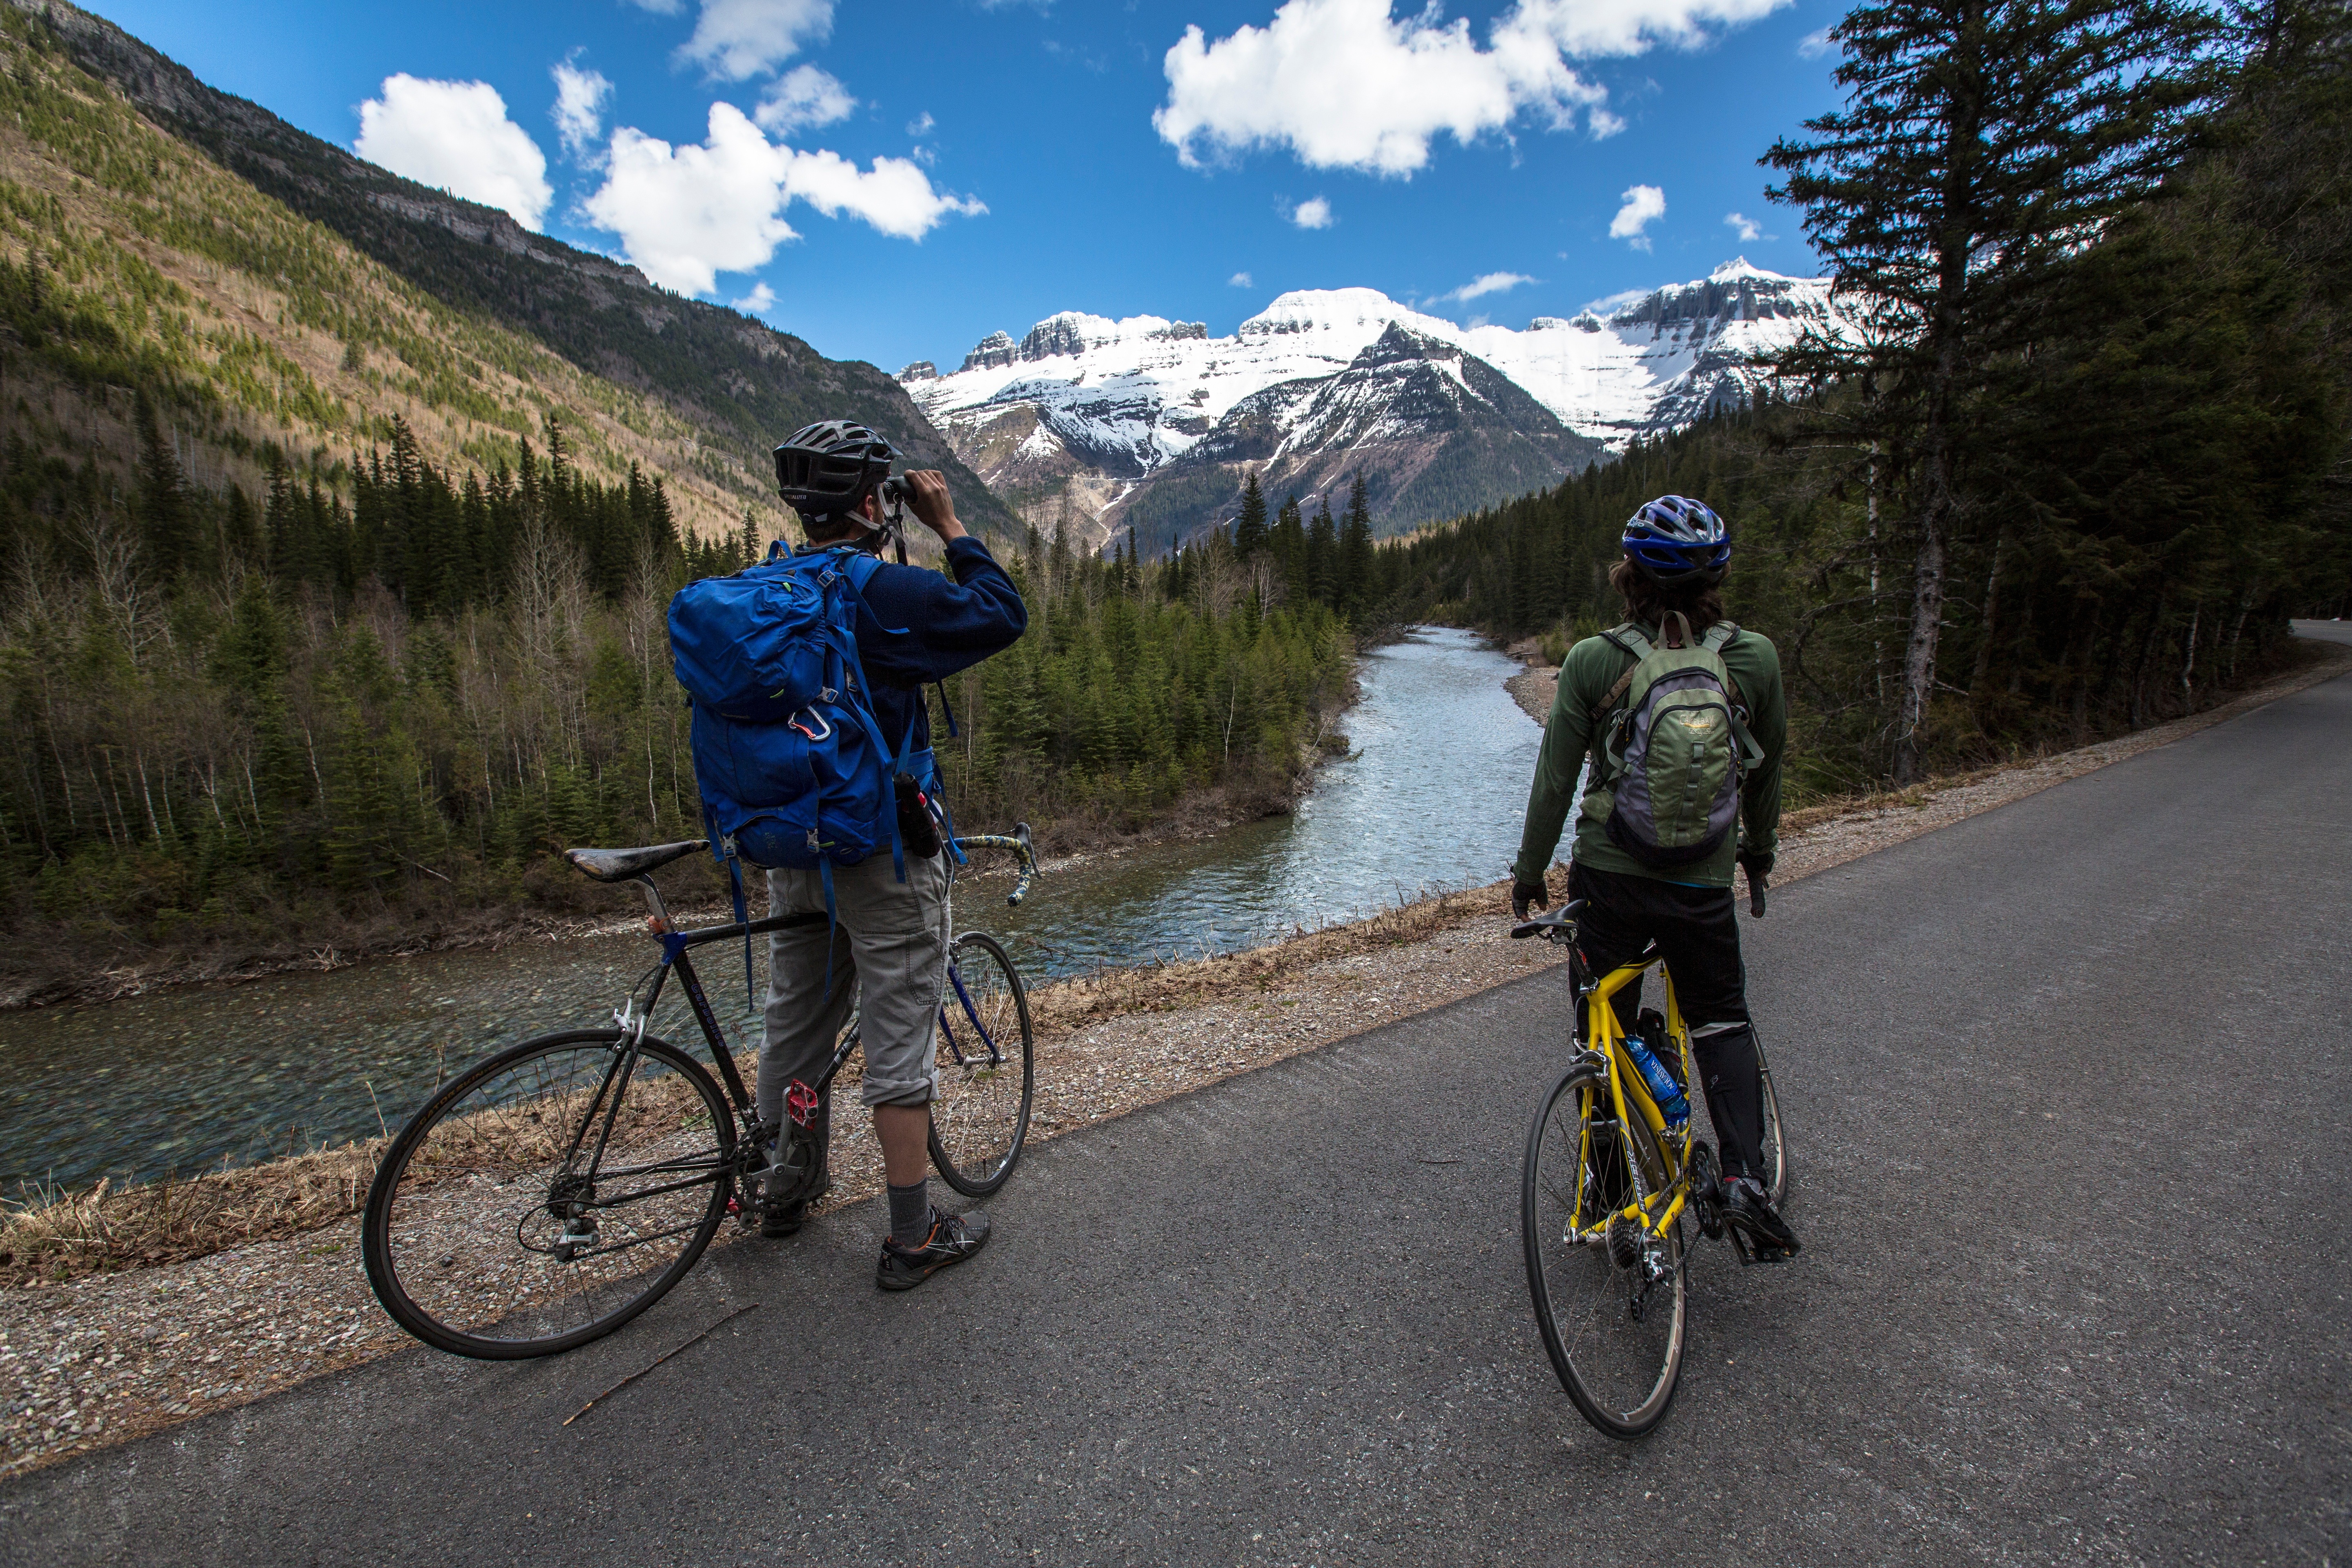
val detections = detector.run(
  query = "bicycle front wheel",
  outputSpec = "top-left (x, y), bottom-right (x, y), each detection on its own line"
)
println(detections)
top-left (1522, 1060), bottom-right (1688, 1439)
top-left (362, 1030), bottom-right (735, 1359)
top-left (928, 931), bottom-right (1034, 1197)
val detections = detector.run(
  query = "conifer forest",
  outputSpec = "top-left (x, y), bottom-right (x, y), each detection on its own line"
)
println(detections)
top-left (1381, 0), bottom-right (2350, 792)
top-left (0, 0), bottom-right (2343, 981)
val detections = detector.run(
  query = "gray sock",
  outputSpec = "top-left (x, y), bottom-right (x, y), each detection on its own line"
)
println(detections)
top-left (887, 1179), bottom-right (931, 1249)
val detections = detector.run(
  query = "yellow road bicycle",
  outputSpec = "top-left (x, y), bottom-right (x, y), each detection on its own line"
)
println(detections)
top-left (1512, 898), bottom-right (1789, 1438)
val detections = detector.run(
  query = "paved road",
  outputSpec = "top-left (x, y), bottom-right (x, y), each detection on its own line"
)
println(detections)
top-left (7, 633), bottom-right (2350, 1567)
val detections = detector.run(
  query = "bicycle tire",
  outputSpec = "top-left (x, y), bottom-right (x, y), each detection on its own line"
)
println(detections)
top-left (927, 931), bottom-right (1034, 1197)
top-left (1522, 1059), bottom-right (1688, 1439)
top-left (1754, 1028), bottom-right (1790, 1209)
top-left (362, 1029), bottom-right (735, 1359)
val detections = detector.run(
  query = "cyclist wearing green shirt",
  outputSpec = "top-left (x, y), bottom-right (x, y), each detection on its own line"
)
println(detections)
top-left (1512, 495), bottom-right (1800, 1256)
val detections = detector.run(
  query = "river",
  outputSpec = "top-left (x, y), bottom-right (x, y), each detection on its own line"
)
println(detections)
top-left (0, 626), bottom-right (1540, 1198)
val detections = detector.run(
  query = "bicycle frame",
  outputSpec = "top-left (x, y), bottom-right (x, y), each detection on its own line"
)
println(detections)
top-left (1569, 955), bottom-right (1697, 1250)
top-left (608, 832), bottom-right (1035, 1130)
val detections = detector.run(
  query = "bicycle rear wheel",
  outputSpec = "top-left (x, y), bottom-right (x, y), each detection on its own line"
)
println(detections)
top-left (927, 931), bottom-right (1034, 1197)
top-left (1754, 1029), bottom-right (1789, 1209)
top-left (362, 1030), bottom-right (735, 1359)
top-left (1522, 1060), bottom-right (1688, 1439)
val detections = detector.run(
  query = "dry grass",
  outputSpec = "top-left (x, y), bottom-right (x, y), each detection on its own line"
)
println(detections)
top-left (0, 1141), bottom-right (388, 1290)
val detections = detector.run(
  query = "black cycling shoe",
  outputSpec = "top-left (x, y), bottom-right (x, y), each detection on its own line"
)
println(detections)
top-left (875, 1207), bottom-right (991, 1291)
top-left (1720, 1175), bottom-right (1800, 1260)
top-left (760, 1168), bottom-right (831, 1239)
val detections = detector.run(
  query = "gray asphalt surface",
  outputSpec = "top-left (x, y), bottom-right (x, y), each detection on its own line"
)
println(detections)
top-left (6, 630), bottom-right (2350, 1567)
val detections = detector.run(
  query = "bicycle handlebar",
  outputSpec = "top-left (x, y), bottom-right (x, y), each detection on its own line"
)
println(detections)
top-left (951, 821), bottom-right (1041, 906)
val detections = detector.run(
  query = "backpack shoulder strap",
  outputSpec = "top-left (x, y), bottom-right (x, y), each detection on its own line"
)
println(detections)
top-left (1702, 620), bottom-right (1739, 653)
top-left (1593, 624), bottom-right (1653, 718)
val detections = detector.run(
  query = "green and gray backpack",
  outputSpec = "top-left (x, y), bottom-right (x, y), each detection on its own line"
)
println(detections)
top-left (1586, 613), bottom-right (1764, 869)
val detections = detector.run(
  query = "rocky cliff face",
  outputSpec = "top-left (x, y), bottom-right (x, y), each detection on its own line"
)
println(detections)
top-left (908, 262), bottom-right (1850, 554)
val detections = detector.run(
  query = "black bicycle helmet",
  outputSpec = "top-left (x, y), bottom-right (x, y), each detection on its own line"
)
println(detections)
top-left (773, 420), bottom-right (896, 526)
top-left (1621, 494), bottom-right (1731, 588)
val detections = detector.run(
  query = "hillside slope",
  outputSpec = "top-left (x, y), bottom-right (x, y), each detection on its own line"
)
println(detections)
top-left (1, 0), bottom-right (1011, 536)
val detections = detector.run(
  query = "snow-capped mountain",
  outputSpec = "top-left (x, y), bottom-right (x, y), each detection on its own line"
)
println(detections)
top-left (902, 261), bottom-right (1848, 555)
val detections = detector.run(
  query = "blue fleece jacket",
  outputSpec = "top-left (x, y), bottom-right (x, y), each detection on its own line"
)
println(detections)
top-left (824, 536), bottom-right (1027, 757)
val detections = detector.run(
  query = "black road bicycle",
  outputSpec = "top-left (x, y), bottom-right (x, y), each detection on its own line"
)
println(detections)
top-left (360, 829), bottom-right (1040, 1359)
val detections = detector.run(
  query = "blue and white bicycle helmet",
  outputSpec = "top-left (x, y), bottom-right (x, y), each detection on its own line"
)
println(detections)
top-left (1621, 495), bottom-right (1731, 588)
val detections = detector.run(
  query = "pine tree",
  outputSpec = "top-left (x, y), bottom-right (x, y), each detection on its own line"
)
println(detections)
top-left (1763, 0), bottom-right (2216, 780)
top-left (1305, 502), bottom-right (1339, 609)
top-left (1233, 470), bottom-right (1269, 559)
top-left (134, 394), bottom-right (193, 578)
top-left (1339, 474), bottom-right (1375, 622)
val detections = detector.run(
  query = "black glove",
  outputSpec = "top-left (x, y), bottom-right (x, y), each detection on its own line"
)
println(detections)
top-left (1511, 875), bottom-right (1550, 921)
top-left (1737, 851), bottom-right (1773, 885)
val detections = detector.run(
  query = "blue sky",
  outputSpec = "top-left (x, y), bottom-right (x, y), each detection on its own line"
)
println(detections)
top-left (89, 0), bottom-right (1849, 375)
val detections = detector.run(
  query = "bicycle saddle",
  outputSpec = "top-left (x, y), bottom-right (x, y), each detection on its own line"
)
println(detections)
top-left (564, 840), bottom-right (710, 883)
top-left (1510, 899), bottom-right (1587, 940)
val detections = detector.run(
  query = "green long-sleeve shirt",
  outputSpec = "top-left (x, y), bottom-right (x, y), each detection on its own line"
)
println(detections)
top-left (1513, 621), bottom-right (1788, 889)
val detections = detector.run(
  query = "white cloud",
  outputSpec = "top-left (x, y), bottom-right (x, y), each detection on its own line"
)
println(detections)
top-left (355, 75), bottom-right (552, 230)
top-left (1724, 210), bottom-right (1760, 241)
top-left (1291, 196), bottom-right (1334, 229)
top-left (1610, 183), bottom-right (1665, 249)
top-left (586, 105), bottom-right (795, 293)
top-left (582, 103), bottom-right (983, 294)
top-left (1154, 0), bottom-right (1788, 176)
top-left (550, 58), bottom-right (612, 160)
top-left (754, 63), bottom-right (856, 133)
top-left (1157, 0), bottom-right (1605, 177)
top-left (733, 281), bottom-right (777, 312)
top-left (1229, 270), bottom-right (1254, 287)
top-left (783, 145), bottom-right (987, 237)
top-left (1797, 25), bottom-right (1834, 56)
top-left (1444, 270), bottom-right (1535, 303)
top-left (678, 0), bottom-right (834, 81)
top-left (1505, 0), bottom-right (1793, 60)
top-left (627, 0), bottom-right (684, 12)
top-left (906, 111), bottom-right (935, 137)
top-left (1582, 284), bottom-right (1652, 315)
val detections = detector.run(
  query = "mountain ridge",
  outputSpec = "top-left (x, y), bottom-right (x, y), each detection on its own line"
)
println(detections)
top-left (906, 263), bottom-right (1852, 553)
top-left (3, 0), bottom-right (1014, 537)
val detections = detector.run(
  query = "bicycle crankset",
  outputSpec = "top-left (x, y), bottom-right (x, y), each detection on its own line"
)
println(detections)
top-left (1688, 1143), bottom-right (1727, 1241)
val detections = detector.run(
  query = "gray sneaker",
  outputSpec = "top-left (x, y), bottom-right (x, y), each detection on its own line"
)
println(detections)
top-left (875, 1207), bottom-right (991, 1290)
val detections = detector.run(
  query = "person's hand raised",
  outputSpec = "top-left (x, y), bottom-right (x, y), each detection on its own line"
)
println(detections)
top-left (900, 470), bottom-right (967, 544)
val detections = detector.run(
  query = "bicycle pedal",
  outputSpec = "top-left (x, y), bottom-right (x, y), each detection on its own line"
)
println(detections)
top-left (1729, 1229), bottom-right (1796, 1266)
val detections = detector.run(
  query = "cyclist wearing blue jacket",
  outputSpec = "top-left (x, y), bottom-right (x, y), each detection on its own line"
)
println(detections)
top-left (758, 421), bottom-right (1026, 1290)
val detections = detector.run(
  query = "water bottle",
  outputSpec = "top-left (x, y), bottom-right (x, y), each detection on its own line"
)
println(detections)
top-left (1624, 1036), bottom-right (1690, 1127)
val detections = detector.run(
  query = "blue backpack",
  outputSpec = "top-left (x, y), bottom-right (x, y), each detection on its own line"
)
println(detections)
top-left (669, 545), bottom-right (952, 977)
